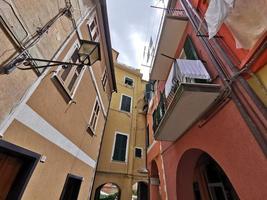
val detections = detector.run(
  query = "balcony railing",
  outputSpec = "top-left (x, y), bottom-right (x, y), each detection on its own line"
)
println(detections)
top-left (166, 8), bottom-right (188, 20)
top-left (152, 59), bottom-right (221, 141)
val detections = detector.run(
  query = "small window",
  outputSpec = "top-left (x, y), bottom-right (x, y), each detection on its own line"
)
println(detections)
top-left (60, 174), bottom-right (83, 200)
top-left (87, 98), bottom-right (100, 134)
top-left (124, 77), bottom-right (134, 87)
top-left (135, 148), bottom-right (142, 158)
top-left (101, 70), bottom-right (108, 91)
top-left (88, 16), bottom-right (99, 42)
top-left (55, 45), bottom-right (84, 99)
top-left (112, 133), bottom-right (128, 162)
top-left (183, 36), bottom-right (198, 60)
top-left (146, 125), bottom-right (150, 147)
top-left (120, 95), bottom-right (132, 112)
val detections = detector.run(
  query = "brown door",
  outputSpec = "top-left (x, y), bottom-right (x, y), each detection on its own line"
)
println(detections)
top-left (0, 153), bottom-right (23, 200)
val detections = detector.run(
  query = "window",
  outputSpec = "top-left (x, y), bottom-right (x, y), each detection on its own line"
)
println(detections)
top-left (247, 64), bottom-right (267, 107)
top-left (60, 174), bottom-right (83, 200)
top-left (0, 140), bottom-right (40, 200)
top-left (124, 77), bottom-right (134, 87)
top-left (135, 147), bottom-right (142, 158)
top-left (112, 133), bottom-right (128, 162)
top-left (88, 16), bottom-right (99, 42)
top-left (183, 36), bottom-right (199, 60)
top-left (146, 125), bottom-right (150, 147)
top-left (101, 69), bottom-right (108, 91)
top-left (120, 95), bottom-right (132, 112)
top-left (55, 45), bottom-right (85, 99)
top-left (87, 98), bottom-right (100, 134)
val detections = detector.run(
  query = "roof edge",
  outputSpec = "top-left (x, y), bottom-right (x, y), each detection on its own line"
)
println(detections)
top-left (99, 0), bottom-right (117, 92)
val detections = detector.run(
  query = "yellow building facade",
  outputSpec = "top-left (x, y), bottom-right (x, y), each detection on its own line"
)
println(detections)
top-left (91, 52), bottom-right (148, 200)
top-left (0, 1), bottom-right (116, 199)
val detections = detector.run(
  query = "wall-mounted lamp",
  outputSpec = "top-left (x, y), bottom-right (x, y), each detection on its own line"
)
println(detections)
top-left (78, 40), bottom-right (101, 66)
top-left (0, 39), bottom-right (101, 74)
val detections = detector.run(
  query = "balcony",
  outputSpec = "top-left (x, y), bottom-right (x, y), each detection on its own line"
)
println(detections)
top-left (153, 59), bottom-right (221, 141)
top-left (150, 9), bottom-right (188, 81)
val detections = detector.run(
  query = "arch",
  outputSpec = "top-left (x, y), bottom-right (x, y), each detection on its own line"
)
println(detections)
top-left (94, 182), bottom-right (121, 200)
top-left (176, 149), bottom-right (239, 200)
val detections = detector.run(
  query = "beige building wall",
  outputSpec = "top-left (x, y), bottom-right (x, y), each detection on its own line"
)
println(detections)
top-left (0, 0), bottom-right (116, 199)
top-left (91, 59), bottom-right (148, 200)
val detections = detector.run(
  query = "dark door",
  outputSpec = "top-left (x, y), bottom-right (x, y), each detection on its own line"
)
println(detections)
top-left (137, 182), bottom-right (148, 200)
top-left (0, 153), bottom-right (23, 199)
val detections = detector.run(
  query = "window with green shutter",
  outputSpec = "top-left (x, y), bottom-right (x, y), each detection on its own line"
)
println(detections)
top-left (112, 133), bottom-right (128, 162)
top-left (184, 36), bottom-right (198, 60)
top-left (120, 95), bottom-right (132, 112)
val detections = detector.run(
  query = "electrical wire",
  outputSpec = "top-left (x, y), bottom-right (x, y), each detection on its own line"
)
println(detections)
top-left (1, 4), bottom-right (74, 74)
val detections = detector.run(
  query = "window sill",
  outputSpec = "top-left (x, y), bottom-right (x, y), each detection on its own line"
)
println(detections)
top-left (111, 160), bottom-right (127, 164)
top-left (124, 84), bottom-right (134, 88)
top-left (86, 126), bottom-right (96, 136)
top-left (119, 109), bottom-right (132, 115)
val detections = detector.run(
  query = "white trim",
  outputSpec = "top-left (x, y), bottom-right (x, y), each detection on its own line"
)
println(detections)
top-left (52, 41), bottom-right (88, 100)
top-left (147, 140), bottom-right (157, 153)
top-left (15, 104), bottom-right (96, 168)
top-left (87, 11), bottom-right (100, 42)
top-left (101, 68), bottom-right (108, 91)
top-left (134, 147), bottom-right (143, 158)
top-left (88, 97), bottom-right (100, 134)
top-left (124, 76), bottom-right (134, 87)
top-left (119, 94), bottom-right (133, 113)
top-left (88, 66), bottom-right (107, 116)
top-left (53, 41), bottom-right (80, 74)
top-left (111, 131), bottom-right (129, 163)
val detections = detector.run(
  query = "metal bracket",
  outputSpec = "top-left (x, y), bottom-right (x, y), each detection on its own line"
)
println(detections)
top-left (196, 34), bottom-right (223, 39)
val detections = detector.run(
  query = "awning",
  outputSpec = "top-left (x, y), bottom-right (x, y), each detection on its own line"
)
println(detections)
top-left (176, 59), bottom-right (211, 80)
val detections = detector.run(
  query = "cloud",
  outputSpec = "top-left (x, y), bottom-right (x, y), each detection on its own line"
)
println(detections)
top-left (107, 0), bottom-right (169, 80)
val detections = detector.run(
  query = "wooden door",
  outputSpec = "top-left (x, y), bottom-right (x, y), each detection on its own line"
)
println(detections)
top-left (0, 153), bottom-right (23, 200)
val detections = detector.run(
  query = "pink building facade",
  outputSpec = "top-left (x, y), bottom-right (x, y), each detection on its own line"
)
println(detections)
top-left (146, 0), bottom-right (267, 199)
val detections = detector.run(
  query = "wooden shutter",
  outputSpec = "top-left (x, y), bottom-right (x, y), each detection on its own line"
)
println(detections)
top-left (121, 95), bottom-right (131, 112)
top-left (113, 134), bottom-right (127, 161)
top-left (0, 153), bottom-right (23, 200)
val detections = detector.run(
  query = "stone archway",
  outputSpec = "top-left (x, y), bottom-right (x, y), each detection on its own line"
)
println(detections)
top-left (94, 183), bottom-right (121, 200)
top-left (176, 149), bottom-right (239, 200)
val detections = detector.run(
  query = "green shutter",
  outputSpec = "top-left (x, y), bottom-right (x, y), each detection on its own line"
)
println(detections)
top-left (184, 36), bottom-right (198, 60)
top-left (113, 134), bottom-right (127, 161)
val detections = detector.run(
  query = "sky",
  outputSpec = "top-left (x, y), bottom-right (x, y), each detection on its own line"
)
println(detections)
top-left (107, 0), bottom-right (167, 80)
